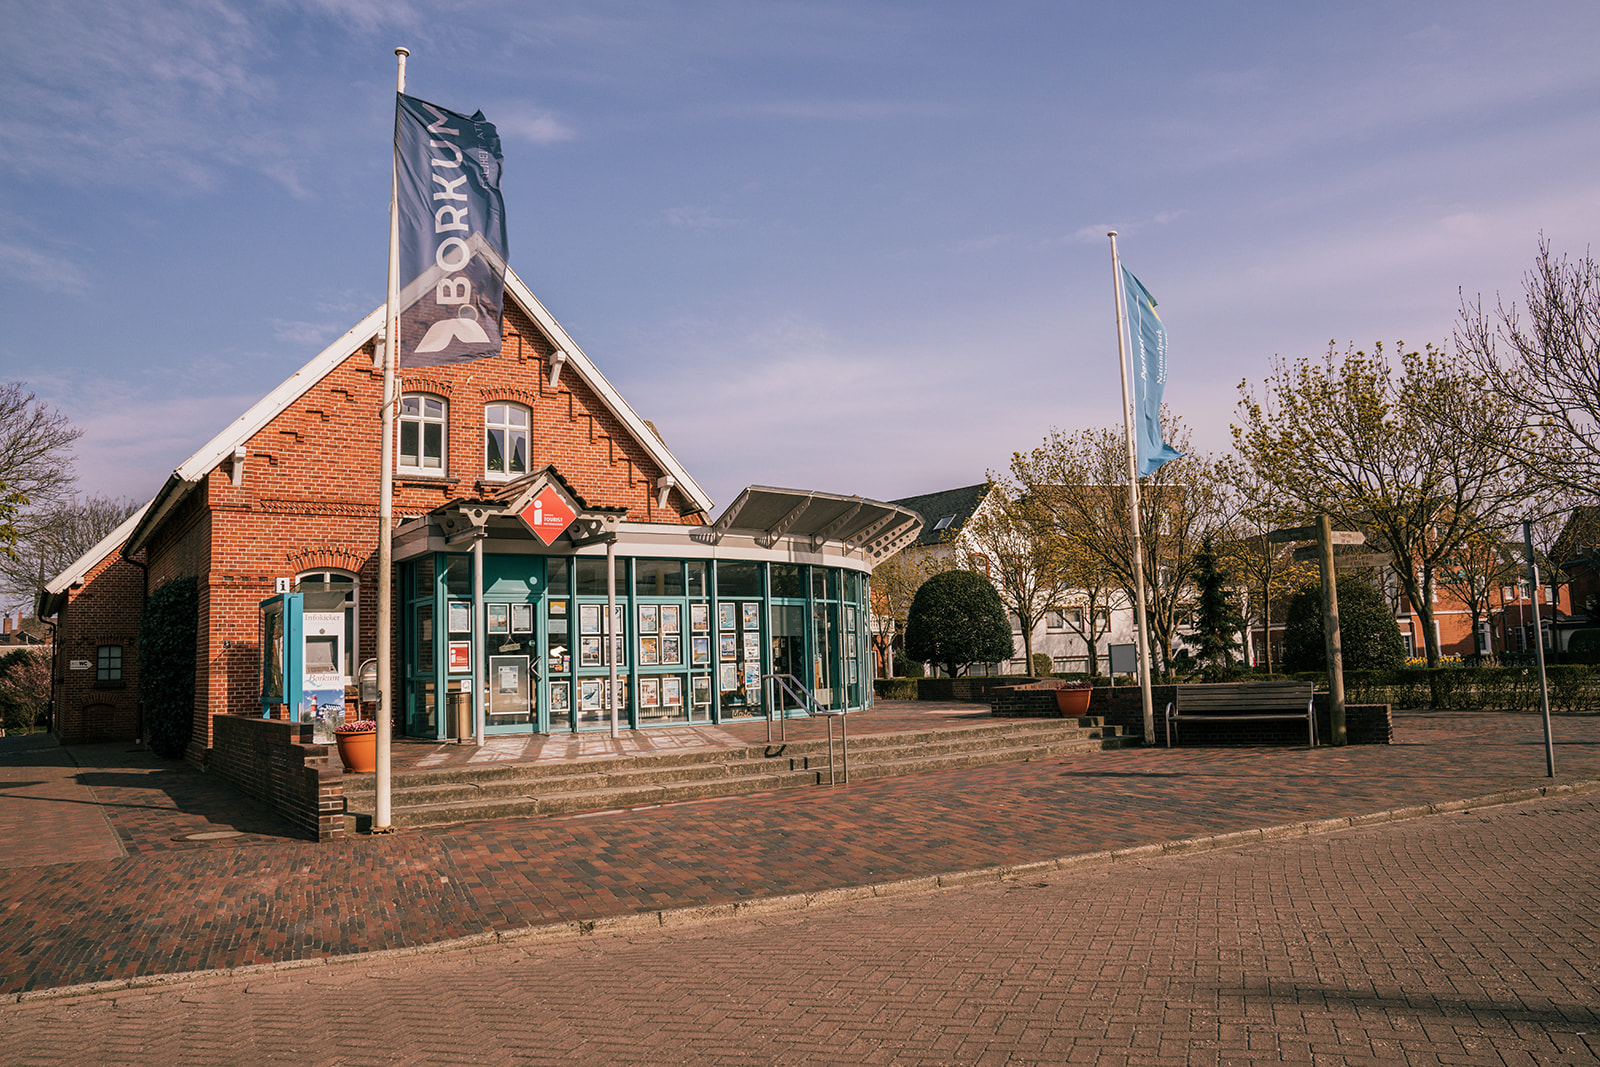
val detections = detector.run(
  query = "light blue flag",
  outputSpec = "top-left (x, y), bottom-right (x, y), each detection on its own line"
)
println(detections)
top-left (1122, 266), bottom-right (1183, 476)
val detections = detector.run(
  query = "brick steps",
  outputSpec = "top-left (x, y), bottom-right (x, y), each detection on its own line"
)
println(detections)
top-left (341, 716), bottom-right (1130, 829)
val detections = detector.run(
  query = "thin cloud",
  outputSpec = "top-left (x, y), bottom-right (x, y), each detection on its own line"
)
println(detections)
top-left (661, 206), bottom-right (743, 230)
top-left (0, 240), bottom-right (90, 294)
top-left (494, 107), bottom-right (577, 145)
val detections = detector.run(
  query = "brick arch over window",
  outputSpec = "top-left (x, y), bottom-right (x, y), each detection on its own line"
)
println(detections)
top-left (480, 386), bottom-right (540, 407)
top-left (401, 375), bottom-right (453, 398)
top-left (286, 545), bottom-right (371, 575)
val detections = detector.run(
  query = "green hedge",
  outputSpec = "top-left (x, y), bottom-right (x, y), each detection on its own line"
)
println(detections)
top-left (140, 577), bottom-right (197, 758)
top-left (873, 677), bottom-right (919, 700)
top-left (1308, 665), bottom-right (1600, 713)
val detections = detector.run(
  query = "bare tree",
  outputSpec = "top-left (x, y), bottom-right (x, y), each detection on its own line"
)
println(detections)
top-left (1457, 237), bottom-right (1600, 500)
top-left (0, 383), bottom-right (85, 611)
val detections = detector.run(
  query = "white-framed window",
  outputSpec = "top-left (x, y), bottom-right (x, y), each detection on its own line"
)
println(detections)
top-left (295, 570), bottom-right (359, 679)
top-left (398, 394), bottom-right (447, 473)
top-left (484, 403), bottom-right (529, 479)
top-left (1045, 610), bottom-right (1067, 631)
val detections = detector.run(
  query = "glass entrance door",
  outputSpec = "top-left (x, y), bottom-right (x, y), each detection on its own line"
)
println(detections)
top-left (770, 603), bottom-right (806, 713)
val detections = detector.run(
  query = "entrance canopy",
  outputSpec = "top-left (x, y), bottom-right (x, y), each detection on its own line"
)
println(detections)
top-left (696, 486), bottom-right (923, 564)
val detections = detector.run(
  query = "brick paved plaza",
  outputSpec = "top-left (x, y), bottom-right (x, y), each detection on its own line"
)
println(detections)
top-left (1, 704), bottom-right (1597, 1064)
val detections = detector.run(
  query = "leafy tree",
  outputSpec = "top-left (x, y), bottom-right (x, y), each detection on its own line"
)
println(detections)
top-left (1457, 237), bottom-right (1600, 499)
top-left (959, 484), bottom-right (1068, 671)
top-left (1055, 540), bottom-right (1120, 676)
top-left (1434, 523), bottom-right (1520, 659)
top-left (870, 549), bottom-right (953, 677)
top-left (1217, 467), bottom-right (1317, 673)
top-left (1009, 412), bottom-right (1237, 675)
top-left (141, 577), bottom-right (197, 759)
top-left (0, 382), bottom-right (83, 611)
top-left (1235, 342), bottom-right (1526, 667)
top-left (1281, 575), bottom-right (1405, 673)
top-left (1182, 537), bottom-right (1246, 674)
top-left (904, 570), bottom-right (1014, 678)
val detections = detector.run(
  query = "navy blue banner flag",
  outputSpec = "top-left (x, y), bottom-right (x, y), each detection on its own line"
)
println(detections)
top-left (395, 92), bottom-right (507, 368)
top-left (1121, 266), bottom-right (1182, 476)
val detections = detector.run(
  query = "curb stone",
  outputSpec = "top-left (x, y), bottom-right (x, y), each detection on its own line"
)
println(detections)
top-left (9, 776), bottom-right (1600, 1006)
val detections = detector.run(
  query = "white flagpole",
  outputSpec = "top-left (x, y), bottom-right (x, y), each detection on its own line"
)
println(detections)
top-left (375, 46), bottom-right (408, 833)
top-left (1108, 232), bottom-right (1157, 745)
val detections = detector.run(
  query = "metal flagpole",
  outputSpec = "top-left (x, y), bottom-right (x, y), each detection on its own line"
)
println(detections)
top-left (1108, 232), bottom-right (1157, 745)
top-left (374, 46), bottom-right (408, 833)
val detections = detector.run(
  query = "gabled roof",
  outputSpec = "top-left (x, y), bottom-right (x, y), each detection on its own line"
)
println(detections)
top-left (891, 483), bottom-right (992, 549)
top-left (36, 501), bottom-right (153, 618)
top-left (121, 269), bottom-right (714, 557)
top-left (1553, 505), bottom-right (1600, 570)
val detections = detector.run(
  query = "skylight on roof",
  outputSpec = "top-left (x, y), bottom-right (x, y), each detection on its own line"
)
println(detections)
top-left (933, 515), bottom-right (954, 531)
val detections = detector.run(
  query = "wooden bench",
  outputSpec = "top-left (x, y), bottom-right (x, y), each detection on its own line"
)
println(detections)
top-left (1165, 682), bottom-right (1317, 748)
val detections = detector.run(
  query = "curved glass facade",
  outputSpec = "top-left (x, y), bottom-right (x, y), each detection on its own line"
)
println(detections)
top-left (399, 553), bottom-right (873, 736)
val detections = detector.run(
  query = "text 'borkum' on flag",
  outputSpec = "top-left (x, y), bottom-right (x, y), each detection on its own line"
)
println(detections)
top-left (1121, 265), bottom-right (1182, 476)
top-left (394, 92), bottom-right (508, 368)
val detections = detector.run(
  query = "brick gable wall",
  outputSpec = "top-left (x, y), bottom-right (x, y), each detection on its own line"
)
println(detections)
top-left (117, 295), bottom-right (707, 763)
top-left (52, 549), bottom-right (145, 744)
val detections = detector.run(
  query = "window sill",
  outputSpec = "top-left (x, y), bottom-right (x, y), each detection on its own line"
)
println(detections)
top-left (397, 473), bottom-right (460, 486)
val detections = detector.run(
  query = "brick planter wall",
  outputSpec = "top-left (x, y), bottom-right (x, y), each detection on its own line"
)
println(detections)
top-left (210, 715), bottom-right (345, 841)
top-left (920, 676), bottom-right (1039, 703)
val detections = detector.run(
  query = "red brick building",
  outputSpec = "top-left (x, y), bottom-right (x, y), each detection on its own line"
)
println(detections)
top-left (40, 270), bottom-right (918, 763)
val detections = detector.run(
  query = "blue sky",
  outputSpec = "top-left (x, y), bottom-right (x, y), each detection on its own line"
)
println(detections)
top-left (4, 1), bottom-right (1599, 515)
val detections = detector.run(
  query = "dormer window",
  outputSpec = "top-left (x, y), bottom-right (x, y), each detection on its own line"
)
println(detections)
top-left (933, 514), bottom-right (954, 531)
top-left (485, 403), bottom-right (529, 479)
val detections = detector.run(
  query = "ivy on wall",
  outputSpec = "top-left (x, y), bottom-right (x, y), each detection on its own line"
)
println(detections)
top-left (140, 577), bottom-right (197, 758)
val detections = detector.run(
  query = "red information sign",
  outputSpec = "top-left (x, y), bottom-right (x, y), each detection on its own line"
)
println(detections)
top-left (448, 641), bottom-right (472, 672)
top-left (518, 485), bottom-right (577, 546)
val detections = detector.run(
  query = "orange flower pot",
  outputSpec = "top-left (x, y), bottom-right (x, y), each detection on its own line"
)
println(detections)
top-left (335, 729), bottom-right (377, 773)
top-left (1054, 687), bottom-right (1092, 716)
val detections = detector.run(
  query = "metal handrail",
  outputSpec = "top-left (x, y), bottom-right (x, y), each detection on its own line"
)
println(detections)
top-left (763, 673), bottom-right (848, 785)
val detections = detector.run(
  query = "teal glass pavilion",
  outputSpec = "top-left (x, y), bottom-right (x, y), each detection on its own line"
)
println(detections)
top-left (391, 468), bottom-right (923, 737)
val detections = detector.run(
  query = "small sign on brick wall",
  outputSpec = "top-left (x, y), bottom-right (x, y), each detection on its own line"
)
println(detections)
top-left (69, 659), bottom-right (92, 670)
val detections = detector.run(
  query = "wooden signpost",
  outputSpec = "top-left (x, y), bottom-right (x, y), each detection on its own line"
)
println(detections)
top-left (1267, 518), bottom-right (1367, 746)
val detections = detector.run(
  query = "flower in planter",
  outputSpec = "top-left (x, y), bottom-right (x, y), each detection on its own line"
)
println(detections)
top-left (1056, 679), bottom-right (1093, 690)
top-left (335, 719), bottom-right (378, 734)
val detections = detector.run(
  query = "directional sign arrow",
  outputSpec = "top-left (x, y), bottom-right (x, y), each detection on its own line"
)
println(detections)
top-left (1292, 545), bottom-right (1388, 567)
top-left (1269, 526), bottom-right (1367, 545)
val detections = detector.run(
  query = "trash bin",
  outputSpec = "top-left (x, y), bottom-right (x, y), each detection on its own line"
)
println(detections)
top-left (448, 692), bottom-right (473, 741)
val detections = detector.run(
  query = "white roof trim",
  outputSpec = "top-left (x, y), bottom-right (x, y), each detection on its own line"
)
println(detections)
top-left (124, 268), bottom-right (712, 556)
top-left (501, 271), bottom-right (714, 515)
top-left (44, 501), bottom-right (153, 595)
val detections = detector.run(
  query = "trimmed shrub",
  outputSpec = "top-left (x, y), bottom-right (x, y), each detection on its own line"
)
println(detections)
top-left (1282, 576), bottom-right (1405, 673)
top-left (1031, 652), bottom-right (1053, 676)
top-left (141, 577), bottom-right (197, 759)
top-left (904, 571), bottom-right (1014, 678)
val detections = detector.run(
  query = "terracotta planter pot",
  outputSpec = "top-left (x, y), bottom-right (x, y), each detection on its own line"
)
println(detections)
top-left (1054, 687), bottom-right (1092, 716)
top-left (335, 729), bottom-right (377, 773)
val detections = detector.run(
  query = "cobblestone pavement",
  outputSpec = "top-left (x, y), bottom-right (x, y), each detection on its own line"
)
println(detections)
top-left (0, 707), bottom-right (1597, 1063)
top-left (2, 785), bottom-right (1596, 1064)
